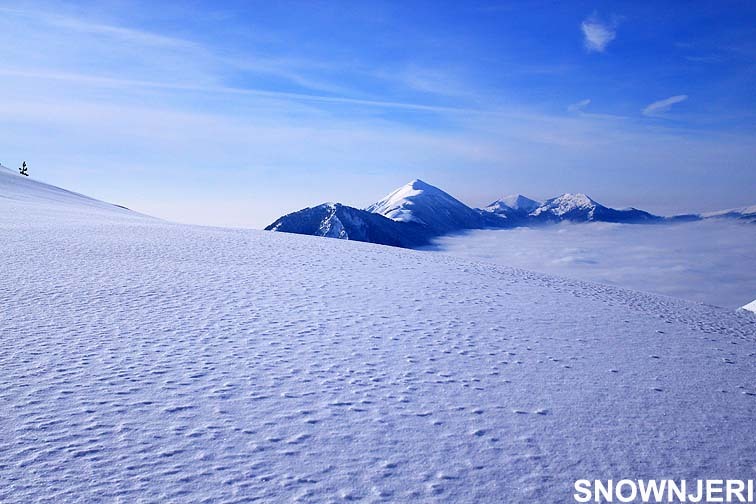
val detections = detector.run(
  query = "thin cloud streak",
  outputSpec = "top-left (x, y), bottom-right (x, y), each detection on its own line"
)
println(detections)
top-left (567, 98), bottom-right (591, 113)
top-left (0, 68), bottom-right (472, 115)
top-left (642, 95), bottom-right (689, 116)
top-left (0, 6), bottom-right (197, 48)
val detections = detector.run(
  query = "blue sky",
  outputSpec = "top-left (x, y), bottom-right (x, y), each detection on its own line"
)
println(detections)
top-left (1, 0), bottom-right (755, 227)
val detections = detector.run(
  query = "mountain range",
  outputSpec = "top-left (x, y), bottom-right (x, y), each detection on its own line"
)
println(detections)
top-left (266, 179), bottom-right (755, 248)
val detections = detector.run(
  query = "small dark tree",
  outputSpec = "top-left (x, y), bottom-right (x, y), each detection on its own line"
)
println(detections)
top-left (19, 161), bottom-right (28, 177)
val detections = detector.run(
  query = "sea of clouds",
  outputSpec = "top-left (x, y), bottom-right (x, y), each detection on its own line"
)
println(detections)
top-left (427, 220), bottom-right (756, 309)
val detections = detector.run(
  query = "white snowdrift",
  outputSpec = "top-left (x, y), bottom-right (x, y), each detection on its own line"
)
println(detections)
top-left (1, 174), bottom-right (755, 503)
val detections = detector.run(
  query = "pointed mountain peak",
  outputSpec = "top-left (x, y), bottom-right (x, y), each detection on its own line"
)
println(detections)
top-left (390, 179), bottom-right (444, 198)
top-left (486, 194), bottom-right (541, 213)
top-left (549, 193), bottom-right (597, 207)
top-left (366, 179), bottom-right (456, 223)
top-left (405, 178), bottom-right (434, 189)
top-left (530, 193), bottom-right (603, 219)
top-left (366, 179), bottom-right (486, 232)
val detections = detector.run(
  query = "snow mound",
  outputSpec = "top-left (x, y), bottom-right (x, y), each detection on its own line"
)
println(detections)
top-left (0, 163), bottom-right (143, 221)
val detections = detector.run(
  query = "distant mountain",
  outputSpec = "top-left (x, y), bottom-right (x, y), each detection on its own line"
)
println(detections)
top-left (529, 193), bottom-right (662, 223)
top-left (484, 194), bottom-right (541, 216)
top-left (701, 205), bottom-right (756, 224)
top-left (264, 202), bottom-right (433, 248)
top-left (366, 179), bottom-right (497, 234)
top-left (265, 180), bottom-right (750, 249)
top-left (669, 205), bottom-right (756, 224)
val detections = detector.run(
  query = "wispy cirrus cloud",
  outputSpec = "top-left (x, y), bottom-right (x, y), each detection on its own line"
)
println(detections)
top-left (0, 6), bottom-right (196, 48)
top-left (0, 3), bottom-right (487, 113)
top-left (567, 98), bottom-right (591, 113)
top-left (581, 15), bottom-right (616, 53)
top-left (642, 95), bottom-right (688, 117)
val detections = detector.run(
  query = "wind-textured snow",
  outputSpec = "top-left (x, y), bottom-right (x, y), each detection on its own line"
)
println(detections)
top-left (2, 169), bottom-right (756, 503)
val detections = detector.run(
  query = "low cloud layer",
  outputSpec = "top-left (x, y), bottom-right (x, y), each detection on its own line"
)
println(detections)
top-left (429, 220), bottom-right (756, 309)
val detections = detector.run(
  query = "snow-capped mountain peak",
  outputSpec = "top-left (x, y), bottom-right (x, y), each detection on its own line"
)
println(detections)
top-left (532, 193), bottom-right (597, 216)
top-left (366, 179), bottom-right (448, 223)
top-left (366, 179), bottom-right (488, 233)
top-left (529, 193), bottom-right (662, 223)
top-left (484, 194), bottom-right (541, 214)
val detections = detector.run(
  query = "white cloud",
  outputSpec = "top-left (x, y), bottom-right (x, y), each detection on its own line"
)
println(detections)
top-left (642, 95), bottom-right (688, 116)
top-left (567, 98), bottom-right (591, 113)
top-left (0, 6), bottom-right (196, 48)
top-left (430, 220), bottom-right (756, 309)
top-left (581, 17), bottom-right (616, 53)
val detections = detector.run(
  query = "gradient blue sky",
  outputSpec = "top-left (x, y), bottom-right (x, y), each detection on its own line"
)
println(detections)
top-left (1, 0), bottom-right (755, 227)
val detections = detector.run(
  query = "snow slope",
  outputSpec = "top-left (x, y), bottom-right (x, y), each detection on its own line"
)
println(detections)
top-left (366, 179), bottom-right (494, 233)
top-left (2, 176), bottom-right (756, 503)
top-left (741, 299), bottom-right (756, 314)
top-left (0, 163), bottom-right (140, 220)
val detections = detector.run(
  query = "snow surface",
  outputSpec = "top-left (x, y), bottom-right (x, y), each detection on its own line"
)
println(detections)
top-left (2, 172), bottom-right (756, 503)
top-left (0, 163), bottom-right (140, 220)
top-left (742, 299), bottom-right (756, 314)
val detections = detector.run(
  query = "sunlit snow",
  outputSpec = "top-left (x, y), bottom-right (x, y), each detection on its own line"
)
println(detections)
top-left (2, 168), bottom-right (755, 502)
